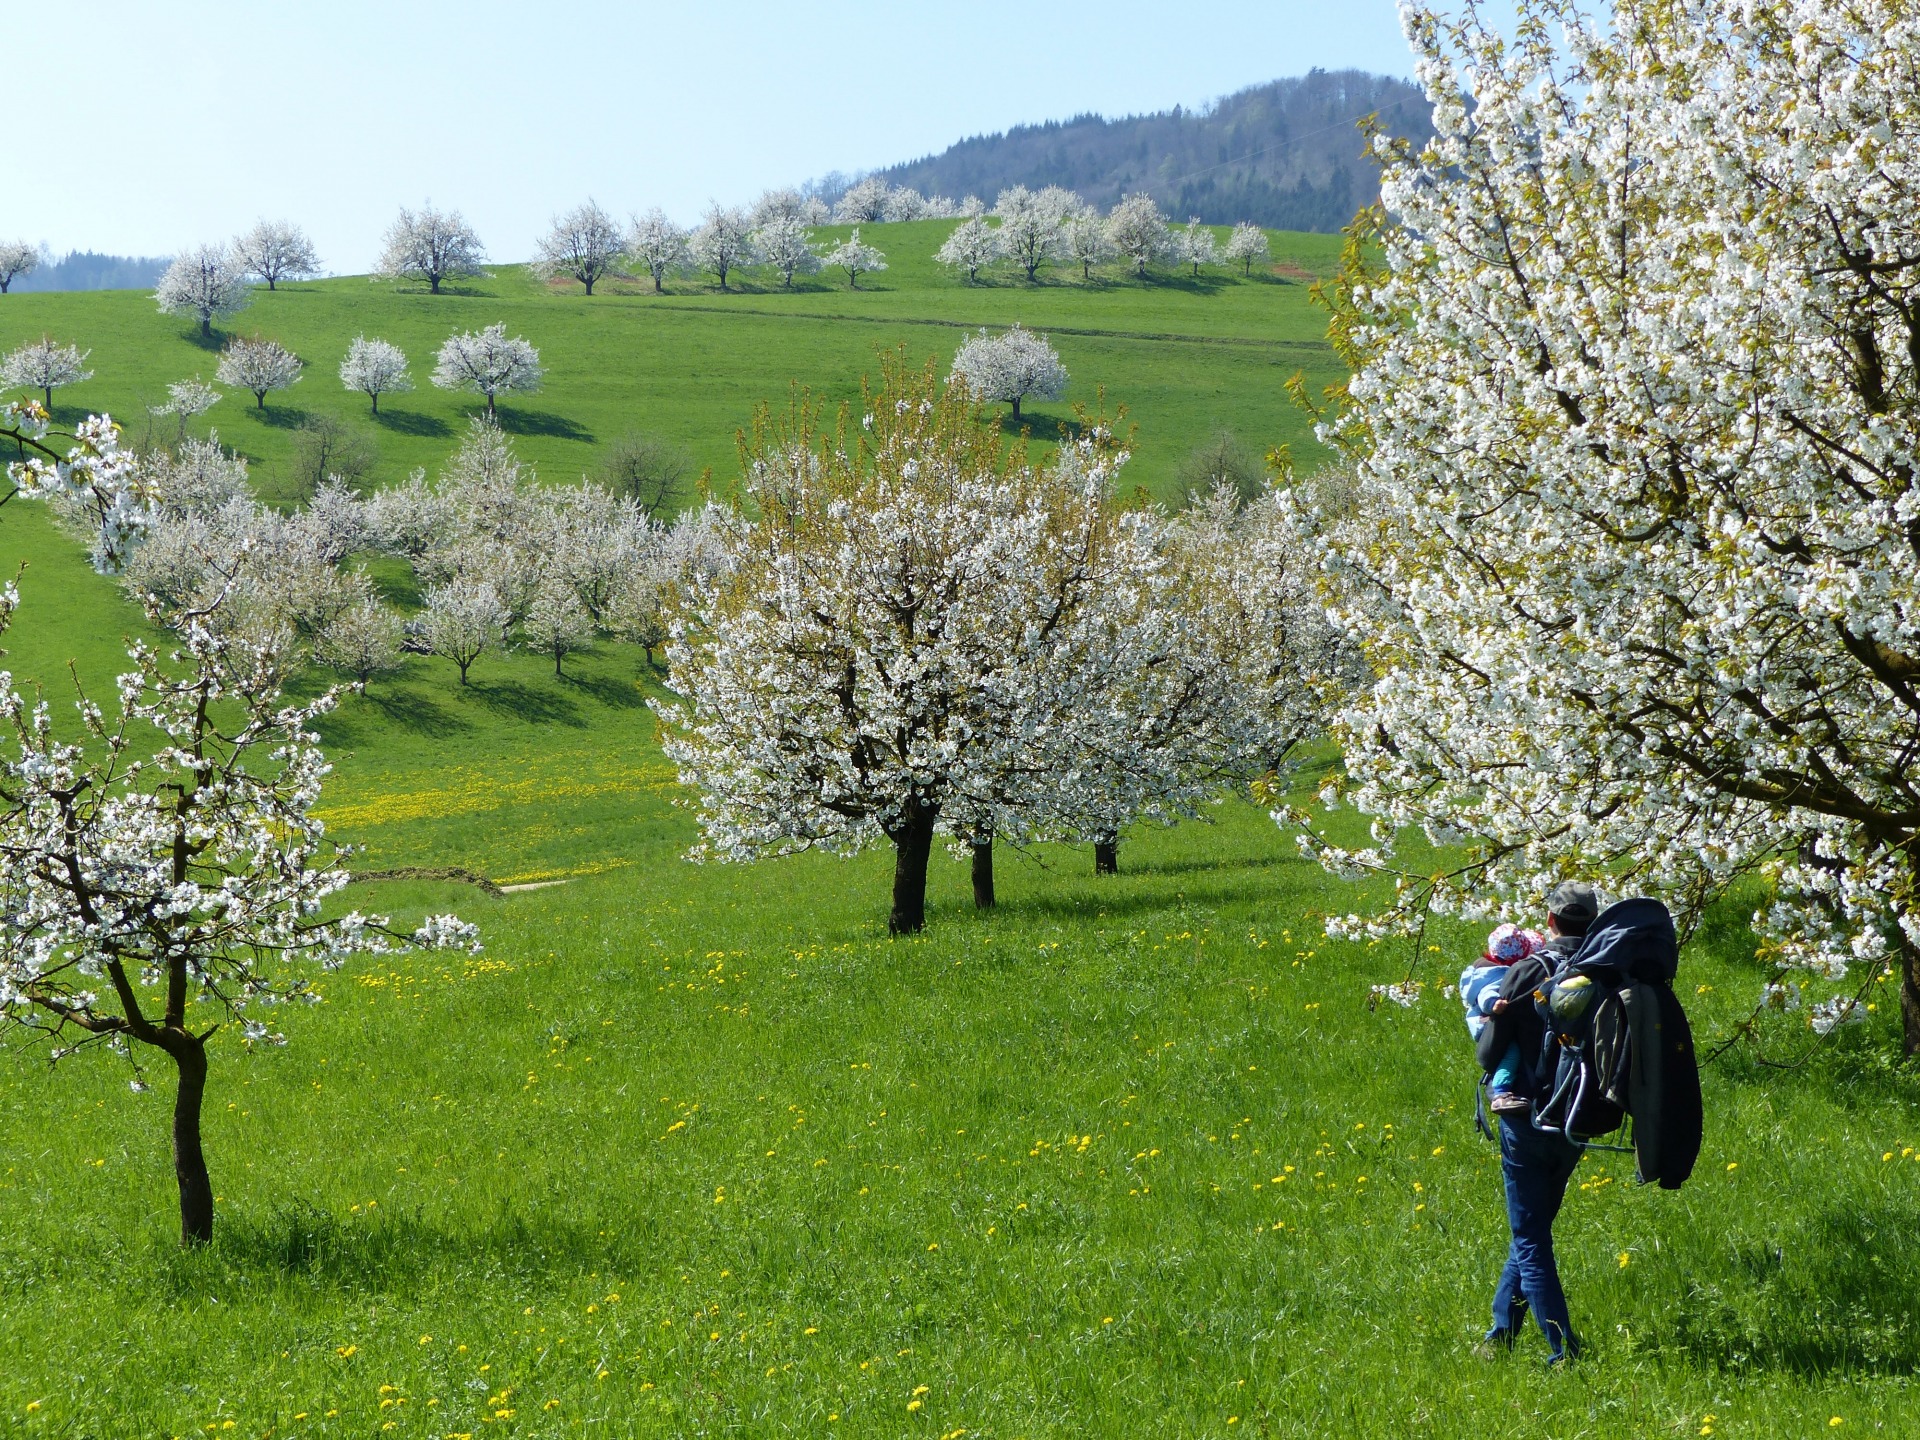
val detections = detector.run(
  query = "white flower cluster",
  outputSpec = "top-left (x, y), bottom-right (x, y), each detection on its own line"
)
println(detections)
top-left (1369, 981), bottom-right (1422, 1009)
top-left (1808, 997), bottom-right (1868, 1037)
top-left (5, 407), bottom-right (149, 572)
top-left (1284, 0), bottom-right (1920, 1043)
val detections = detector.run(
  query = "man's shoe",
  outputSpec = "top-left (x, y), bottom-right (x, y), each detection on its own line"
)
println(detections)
top-left (1472, 1329), bottom-right (1518, 1359)
top-left (1490, 1092), bottom-right (1532, 1114)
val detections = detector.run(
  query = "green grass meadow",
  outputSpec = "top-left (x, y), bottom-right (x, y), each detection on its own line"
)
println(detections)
top-left (0, 221), bottom-right (1345, 505)
top-left (2, 230), bottom-right (1918, 1438)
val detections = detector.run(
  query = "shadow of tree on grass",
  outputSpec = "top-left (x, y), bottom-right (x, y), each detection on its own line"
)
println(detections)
top-left (168, 1202), bottom-right (648, 1296)
top-left (562, 670), bottom-right (650, 711)
top-left (1661, 1198), bottom-right (1920, 1375)
top-left (465, 678), bottom-right (586, 727)
top-left (995, 412), bottom-right (1072, 444)
top-left (371, 408), bottom-right (454, 439)
top-left (493, 408), bottom-right (594, 442)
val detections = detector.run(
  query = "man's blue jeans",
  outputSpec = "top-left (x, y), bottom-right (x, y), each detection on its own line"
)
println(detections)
top-left (1490, 1114), bottom-right (1583, 1357)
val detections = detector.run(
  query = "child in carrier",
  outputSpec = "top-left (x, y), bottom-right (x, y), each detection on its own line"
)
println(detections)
top-left (1460, 922), bottom-right (1543, 1114)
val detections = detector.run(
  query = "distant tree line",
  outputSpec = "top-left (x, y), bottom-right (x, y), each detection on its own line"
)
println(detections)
top-left (860, 69), bottom-right (1434, 233)
top-left (4, 248), bottom-right (171, 293)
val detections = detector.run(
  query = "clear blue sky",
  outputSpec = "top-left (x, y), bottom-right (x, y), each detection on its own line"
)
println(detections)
top-left (10, 1), bottom-right (1418, 273)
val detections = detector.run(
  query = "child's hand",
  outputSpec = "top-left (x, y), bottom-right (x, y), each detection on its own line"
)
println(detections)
top-left (1491, 998), bottom-right (1509, 1015)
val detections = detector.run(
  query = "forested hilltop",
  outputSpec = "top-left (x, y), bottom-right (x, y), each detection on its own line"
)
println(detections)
top-left (865, 70), bottom-right (1432, 232)
top-left (12, 250), bottom-right (170, 292)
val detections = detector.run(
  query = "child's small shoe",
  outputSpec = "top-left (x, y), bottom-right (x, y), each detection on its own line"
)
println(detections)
top-left (1489, 1090), bottom-right (1531, 1114)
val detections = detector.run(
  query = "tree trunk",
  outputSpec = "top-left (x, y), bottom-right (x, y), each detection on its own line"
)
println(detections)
top-left (256, 392), bottom-right (266, 410)
top-left (200, 316), bottom-right (212, 337)
top-left (971, 838), bottom-right (995, 910)
top-left (457, 658), bottom-right (471, 686)
top-left (1011, 396), bottom-right (1023, 423)
top-left (1094, 840), bottom-right (1118, 875)
top-left (267, 278), bottom-right (276, 291)
top-left (554, 650), bottom-right (564, 677)
top-left (1902, 921), bottom-right (1920, 1057)
top-left (170, 1036), bottom-right (214, 1246)
top-left (371, 392), bottom-right (380, 415)
top-left (43, 386), bottom-right (53, 409)
top-left (430, 275), bottom-right (442, 294)
top-left (584, 276), bottom-right (595, 295)
top-left (486, 393), bottom-right (496, 418)
top-left (888, 803), bottom-right (937, 935)
top-left (654, 273), bottom-right (663, 293)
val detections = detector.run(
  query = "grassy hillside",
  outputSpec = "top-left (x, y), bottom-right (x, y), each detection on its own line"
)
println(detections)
top-left (1, 222), bottom-right (1916, 1438)
top-left (0, 221), bottom-right (1345, 506)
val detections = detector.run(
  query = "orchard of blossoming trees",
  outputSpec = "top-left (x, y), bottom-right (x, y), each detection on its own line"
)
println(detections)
top-left (1284, 0), bottom-right (1920, 1052)
top-left (656, 356), bottom-right (1349, 932)
top-left (102, 414), bottom-right (726, 702)
top-left (70, 187), bottom-right (1266, 320)
top-left (401, 184), bottom-right (1246, 296)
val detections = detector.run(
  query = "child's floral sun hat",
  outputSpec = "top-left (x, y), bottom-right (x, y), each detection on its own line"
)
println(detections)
top-left (1484, 922), bottom-right (1538, 964)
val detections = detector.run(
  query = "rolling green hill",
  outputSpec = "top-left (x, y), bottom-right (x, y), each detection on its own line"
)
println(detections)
top-left (1, 218), bottom-right (1915, 1440)
top-left (0, 220), bottom-right (1345, 507)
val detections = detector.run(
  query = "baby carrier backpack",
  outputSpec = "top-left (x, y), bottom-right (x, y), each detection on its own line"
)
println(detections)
top-left (1531, 898), bottom-right (1701, 1188)
top-left (1479, 898), bottom-right (1702, 1189)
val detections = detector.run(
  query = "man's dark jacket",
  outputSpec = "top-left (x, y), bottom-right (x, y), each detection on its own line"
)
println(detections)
top-left (1477, 927), bottom-right (1700, 1189)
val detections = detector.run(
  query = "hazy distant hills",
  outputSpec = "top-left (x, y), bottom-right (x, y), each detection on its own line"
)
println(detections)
top-left (14, 251), bottom-right (170, 293)
top-left (869, 70), bottom-right (1433, 232)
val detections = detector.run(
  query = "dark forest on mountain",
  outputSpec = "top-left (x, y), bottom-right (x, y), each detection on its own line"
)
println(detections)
top-left (868, 70), bottom-right (1433, 231)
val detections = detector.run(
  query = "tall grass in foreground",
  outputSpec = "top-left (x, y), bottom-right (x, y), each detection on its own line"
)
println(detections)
top-left (1, 795), bottom-right (1914, 1438)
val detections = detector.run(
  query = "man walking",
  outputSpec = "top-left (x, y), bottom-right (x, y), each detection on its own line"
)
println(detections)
top-left (1480, 879), bottom-right (1600, 1364)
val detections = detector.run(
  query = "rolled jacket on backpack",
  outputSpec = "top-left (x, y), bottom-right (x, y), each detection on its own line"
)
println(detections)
top-left (1624, 982), bottom-right (1666, 1185)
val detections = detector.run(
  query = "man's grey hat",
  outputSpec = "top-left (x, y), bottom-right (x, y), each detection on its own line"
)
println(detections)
top-left (1548, 880), bottom-right (1600, 925)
